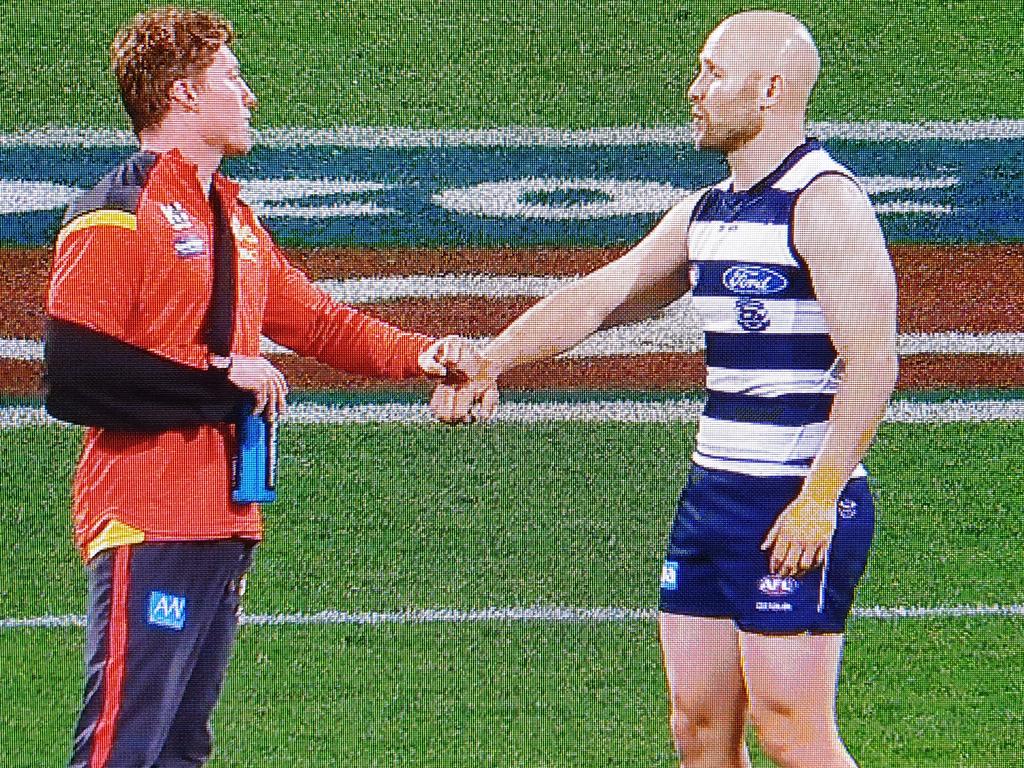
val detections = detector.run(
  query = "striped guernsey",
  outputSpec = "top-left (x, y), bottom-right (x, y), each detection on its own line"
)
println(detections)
top-left (687, 139), bottom-right (868, 479)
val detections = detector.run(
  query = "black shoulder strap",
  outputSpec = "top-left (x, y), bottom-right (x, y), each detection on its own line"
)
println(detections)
top-left (204, 187), bottom-right (237, 356)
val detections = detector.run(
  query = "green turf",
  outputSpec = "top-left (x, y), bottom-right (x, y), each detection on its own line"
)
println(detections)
top-left (0, 421), bottom-right (1022, 765)
top-left (1, 0), bottom-right (1023, 130)
top-left (2, 618), bottom-right (1022, 767)
top-left (4, 421), bottom-right (1024, 617)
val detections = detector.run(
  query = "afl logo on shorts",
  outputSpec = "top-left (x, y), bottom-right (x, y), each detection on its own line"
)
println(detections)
top-left (735, 298), bottom-right (770, 331)
top-left (758, 575), bottom-right (798, 597)
top-left (689, 264), bottom-right (700, 289)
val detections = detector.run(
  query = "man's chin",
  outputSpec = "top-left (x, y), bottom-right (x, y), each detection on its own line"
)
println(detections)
top-left (223, 133), bottom-right (254, 157)
top-left (697, 126), bottom-right (761, 155)
top-left (694, 132), bottom-right (727, 154)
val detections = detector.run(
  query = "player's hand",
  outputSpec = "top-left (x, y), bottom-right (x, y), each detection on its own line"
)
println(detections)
top-left (761, 492), bottom-right (837, 578)
top-left (418, 335), bottom-right (487, 381)
top-left (227, 355), bottom-right (289, 419)
top-left (430, 377), bottom-right (500, 424)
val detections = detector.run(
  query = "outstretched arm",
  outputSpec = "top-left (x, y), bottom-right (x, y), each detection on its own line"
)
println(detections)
top-left (483, 196), bottom-right (699, 372)
top-left (432, 194), bottom-right (702, 422)
top-left (763, 174), bottom-right (899, 577)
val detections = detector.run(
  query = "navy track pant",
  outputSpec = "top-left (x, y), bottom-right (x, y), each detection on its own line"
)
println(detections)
top-left (68, 539), bottom-right (254, 768)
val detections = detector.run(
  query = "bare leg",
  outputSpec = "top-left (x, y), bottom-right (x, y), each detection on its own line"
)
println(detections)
top-left (660, 613), bottom-right (753, 768)
top-left (740, 631), bottom-right (857, 768)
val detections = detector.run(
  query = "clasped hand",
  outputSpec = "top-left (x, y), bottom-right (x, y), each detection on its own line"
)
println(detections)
top-left (228, 354), bottom-right (289, 418)
top-left (418, 336), bottom-right (500, 424)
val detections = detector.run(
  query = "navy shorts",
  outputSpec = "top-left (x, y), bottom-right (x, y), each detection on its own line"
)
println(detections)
top-left (68, 539), bottom-right (254, 768)
top-left (658, 465), bottom-right (874, 634)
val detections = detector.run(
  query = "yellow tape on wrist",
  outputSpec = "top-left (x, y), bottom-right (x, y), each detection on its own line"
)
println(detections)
top-left (803, 466), bottom-right (846, 506)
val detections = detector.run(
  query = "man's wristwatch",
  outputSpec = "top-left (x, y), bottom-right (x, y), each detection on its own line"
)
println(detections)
top-left (208, 353), bottom-right (233, 373)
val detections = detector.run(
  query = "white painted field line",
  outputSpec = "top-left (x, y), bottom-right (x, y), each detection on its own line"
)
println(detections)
top-left (0, 338), bottom-right (45, 360)
top-left (3, 603), bottom-right (1022, 630)
top-left (5, 120), bottom-right (1024, 148)
top-left (6, 399), bottom-right (1024, 430)
top-left (5, 329), bottom-right (1024, 362)
top-left (317, 275), bottom-right (574, 301)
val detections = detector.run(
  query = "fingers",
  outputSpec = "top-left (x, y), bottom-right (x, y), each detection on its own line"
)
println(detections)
top-left (418, 340), bottom-right (448, 378)
top-left (430, 384), bottom-right (459, 423)
top-left (420, 336), bottom-right (466, 379)
top-left (251, 386), bottom-right (269, 417)
top-left (437, 337), bottom-right (478, 380)
top-left (769, 539), bottom-right (792, 576)
top-left (227, 356), bottom-right (288, 419)
top-left (429, 379), bottom-right (501, 424)
top-left (253, 360), bottom-right (288, 419)
top-left (430, 383), bottom-right (474, 424)
top-left (268, 363), bottom-right (288, 419)
top-left (420, 336), bottom-right (495, 382)
top-left (795, 546), bottom-right (816, 575)
top-left (477, 382), bottom-right (500, 420)
top-left (767, 531), bottom-right (831, 577)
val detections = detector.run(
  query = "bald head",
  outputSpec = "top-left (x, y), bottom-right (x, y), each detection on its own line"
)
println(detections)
top-left (704, 11), bottom-right (820, 111)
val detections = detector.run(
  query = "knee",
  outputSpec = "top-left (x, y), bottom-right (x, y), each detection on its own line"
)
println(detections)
top-left (669, 703), bottom-right (709, 756)
top-left (668, 700), bottom-right (741, 763)
top-left (750, 704), bottom-right (846, 768)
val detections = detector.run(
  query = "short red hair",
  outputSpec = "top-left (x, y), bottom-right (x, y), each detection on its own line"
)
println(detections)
top-left (110, 7), bottom-right (234, 134)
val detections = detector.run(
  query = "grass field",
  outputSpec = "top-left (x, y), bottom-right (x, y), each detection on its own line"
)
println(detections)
top-left (2, 0), bottom-right (1024, 130)
top-left (1, 419), bottom-right (1023, 766)
top-left (2, 0), bottom-right (1023, 765)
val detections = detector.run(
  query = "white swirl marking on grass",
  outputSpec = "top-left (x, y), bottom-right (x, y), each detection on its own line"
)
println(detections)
top-left (0, 181), bottom-right (82, 214)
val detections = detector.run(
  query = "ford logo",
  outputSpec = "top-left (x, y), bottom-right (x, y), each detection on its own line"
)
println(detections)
top-left (722, 265), bottom-right (789, 295)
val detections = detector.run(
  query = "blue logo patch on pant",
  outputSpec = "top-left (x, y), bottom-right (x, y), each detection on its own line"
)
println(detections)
top-left (660, 560), bottom-right (679, 590)
top-left (148, 591), bottom-right (187, 631)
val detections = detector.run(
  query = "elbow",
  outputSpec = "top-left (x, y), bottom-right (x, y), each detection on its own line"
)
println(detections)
top-left (877, 350), bottom-right (899, 391)
top-left (887, 353), bottom-right (899, 390)
top-left (843, 351), bottom-right (898, 394)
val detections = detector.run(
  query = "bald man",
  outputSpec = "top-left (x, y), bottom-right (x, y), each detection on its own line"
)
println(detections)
top-left (434, 10), bottom-right (897, 768)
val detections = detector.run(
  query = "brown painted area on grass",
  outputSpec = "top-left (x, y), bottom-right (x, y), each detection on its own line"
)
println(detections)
top-left (3, 244), bottom-right (1023, 337)
top-left (285, 246), bottom-right (626, 279)
top-left (1, 244), bottom-right (1021, 393)
top-left (356, 297), bottom-right (539, 337)
top-left (0, 360), bottom-right (43, 395)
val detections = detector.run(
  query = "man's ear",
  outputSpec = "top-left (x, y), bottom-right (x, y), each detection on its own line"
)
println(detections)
top-left (168, 78), bottom-right (199, 112)
top-left (762, 74), bottom-right (785, 109)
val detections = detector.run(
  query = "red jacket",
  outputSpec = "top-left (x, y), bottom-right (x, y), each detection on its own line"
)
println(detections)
top-left (47, 149), bottom-right (435, 560)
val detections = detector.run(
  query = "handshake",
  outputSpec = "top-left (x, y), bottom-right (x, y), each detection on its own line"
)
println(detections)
top-left (417, 336), bottom-right (501, 424)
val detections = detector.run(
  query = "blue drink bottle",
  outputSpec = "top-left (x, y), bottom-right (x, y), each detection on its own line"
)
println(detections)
top-left (232, 412), bottom-right (278, 503)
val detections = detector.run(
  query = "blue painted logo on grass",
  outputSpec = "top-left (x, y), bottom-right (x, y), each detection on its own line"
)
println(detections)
top-left (148, 590), bottom-right (186, 630)
top-left (0, 137), bottom-right (1018, 246)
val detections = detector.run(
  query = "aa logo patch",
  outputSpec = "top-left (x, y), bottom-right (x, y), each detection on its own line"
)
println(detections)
top-left (148, 590), bottom-right (187, 631)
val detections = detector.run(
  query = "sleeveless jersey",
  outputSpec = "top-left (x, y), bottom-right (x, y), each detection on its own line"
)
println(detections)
top-left (686, 139), bottom-right (867, 479)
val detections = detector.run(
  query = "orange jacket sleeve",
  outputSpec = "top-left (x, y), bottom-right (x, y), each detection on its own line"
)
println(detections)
top-left (262, 245), bottom-right (436, 379)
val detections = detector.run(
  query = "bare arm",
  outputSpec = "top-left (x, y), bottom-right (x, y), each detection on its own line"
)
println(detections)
top-left (482, 193), bottom-right (701, 375)
top-left (763, 173), bottom-right (898, 576)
